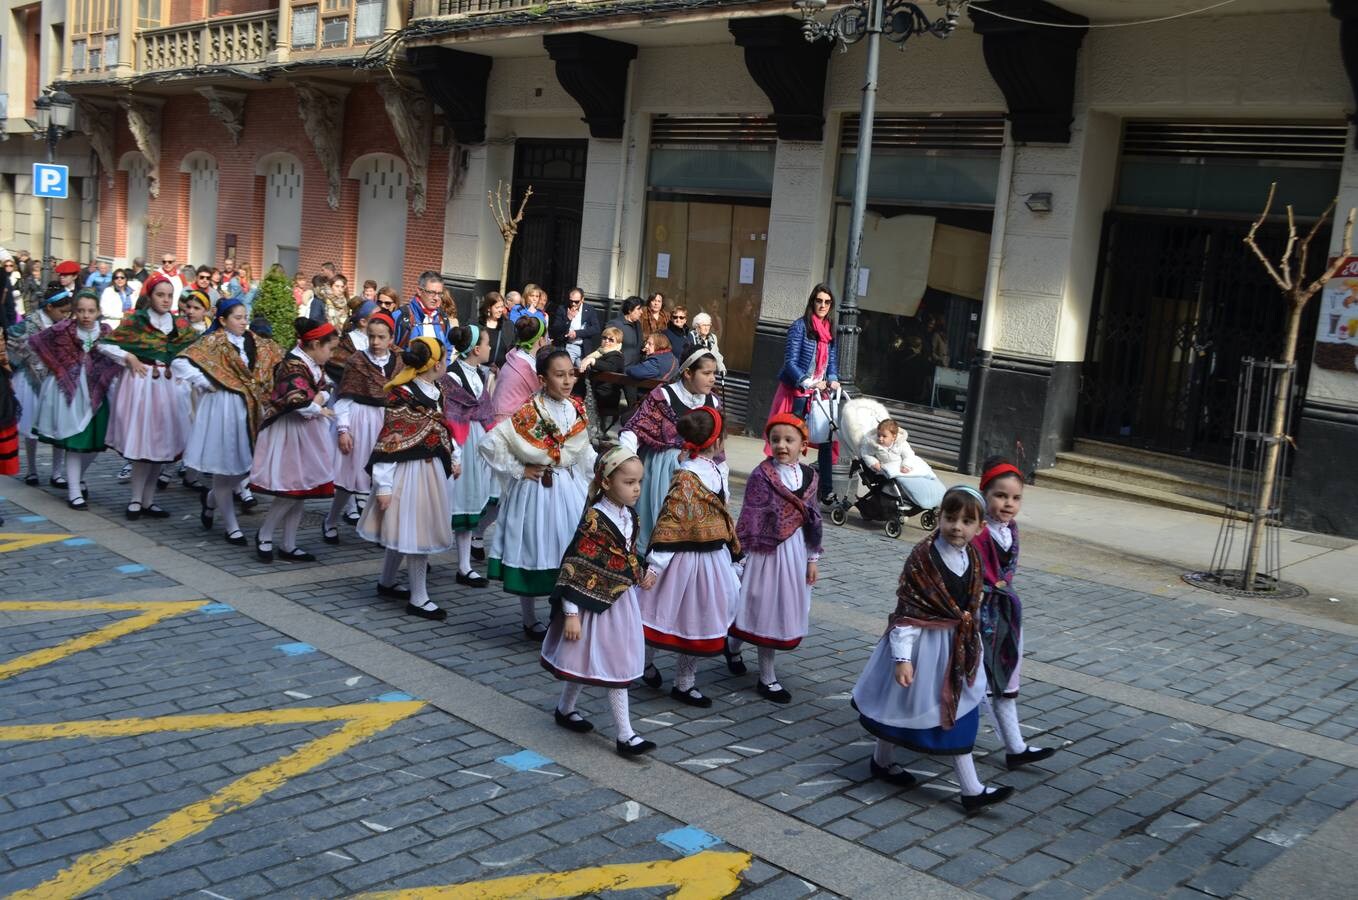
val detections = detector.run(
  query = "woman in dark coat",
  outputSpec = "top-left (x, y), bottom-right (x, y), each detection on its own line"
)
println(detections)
top-left (766, 284), bottom-right (841, 504)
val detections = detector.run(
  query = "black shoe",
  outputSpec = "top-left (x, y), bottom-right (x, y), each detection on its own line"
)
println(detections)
top-left (279, 548), bottom-right (316, 563)
top-left (224, 530), bottom-right (247, 546)
top-left (456, 570), bottom-right (489, 588)
top-left (67, 497), bottom-right (89, 510)
top-left (471, 545), bottom-right (486, 562)
top-left (819, 492), bottom-right (838, 506)
top-left (670, 686), bottom-right (712, 708)
top-left (757, 681), bottom-right (792, 704)
top-left (723, 645), bottom-right (747, 676)
top-left (554, 708), bottom-right (594, 733)
top-left (255, 534), bottom-right (273, 563)
top-left (199, 492), bottom-right (214, 530)
top-left (156, 474), bottom-right (170, 489)
top-left (50, 475), bottom-right (67, 488)
top-left (522, 622), bottom-right (548, 641)
top-left (1005, 746), bottom-right (1056, 771)
top-left (321, 525), bottom-right (339, 545)
top-left (870, 758), bottom-right (918, 788)
top-left (142, 505), bottom-right (170, 519)
top-left (23, 473), bottom-right (39, 485)
top-left (236, 492), bottom-right (257, 511)
top-left (640, 664), bottom-right (662, 690)
top-left (342, 510), bottom-right (361, 526)
top-left (617, 736), bottom-right (656, 758)
top-left (81, 482), bottom-right (88, 499)
top-left (961, 785), bottom-right (1014, 814)
top-left (406, 602), bottom-right (448, 621)
top-left (377, 582), bottom-right (411, 601)
top-left (125, 503), bottom-right (143, 521)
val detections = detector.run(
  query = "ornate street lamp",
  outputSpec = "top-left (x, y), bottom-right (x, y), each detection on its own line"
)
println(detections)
top-left (32, 89), bottom-right (75, 285)
top-left (793, 0), bottom-right (968, 389)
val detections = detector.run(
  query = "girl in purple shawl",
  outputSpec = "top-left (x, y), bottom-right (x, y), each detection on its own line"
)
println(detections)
top-left (440, 324), bottom-right (498, 587)
top-left (27, 289), bottom-right (121, 509)
top-left (727, 413), bottom-right (823, 703)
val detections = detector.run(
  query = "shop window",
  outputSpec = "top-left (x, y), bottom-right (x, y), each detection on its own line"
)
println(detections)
top-left (648, 147), bottom-right (774, 197)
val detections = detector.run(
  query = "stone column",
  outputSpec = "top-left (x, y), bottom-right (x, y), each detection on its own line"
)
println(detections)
top-left (577, 137), bottom-right (622, 299)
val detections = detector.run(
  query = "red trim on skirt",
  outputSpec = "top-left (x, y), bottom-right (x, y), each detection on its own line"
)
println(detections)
top-left (0, 423), bottom-right (18, 476)
top-left (249, 481), bottom-right (335, 498)
top-left (727, 625), bottom-right (803, 651)
top-left (643, 626), bottom-right (725, 657)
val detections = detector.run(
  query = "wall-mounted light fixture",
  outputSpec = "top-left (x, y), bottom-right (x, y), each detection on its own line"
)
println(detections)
top-left (1025, 192), bottom-right (1053, 213)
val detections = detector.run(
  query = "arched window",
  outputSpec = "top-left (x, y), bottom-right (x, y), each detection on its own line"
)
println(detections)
top-left (256, 153), bottom-right (304, 275)
top-left (179, 151), bottom-right (219, 267)
top-left (347, 153), bottom-right (409, 291)
top-left (118, 151), bottom-right (152, 263)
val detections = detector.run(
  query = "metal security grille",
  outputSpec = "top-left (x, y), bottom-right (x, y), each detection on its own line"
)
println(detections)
top-left (1121, 121), bottom-right (1348, 163)
top-left (839, 114), bottom-right (1005, 154)
top-left (651, 116), bottom-right (778, 146)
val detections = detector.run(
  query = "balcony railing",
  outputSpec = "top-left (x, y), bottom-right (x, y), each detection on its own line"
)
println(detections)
top-left (139, 11), bottom-right (278, 71)
top-left (410, 0), bottom-right (559, 20)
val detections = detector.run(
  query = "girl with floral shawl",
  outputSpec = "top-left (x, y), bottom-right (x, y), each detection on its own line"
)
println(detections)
top-left (480, 348), bottom-right (596, 640)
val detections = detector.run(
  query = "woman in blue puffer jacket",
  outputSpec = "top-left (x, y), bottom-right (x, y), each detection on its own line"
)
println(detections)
top-left (766, 284), bottom-right (840, 503)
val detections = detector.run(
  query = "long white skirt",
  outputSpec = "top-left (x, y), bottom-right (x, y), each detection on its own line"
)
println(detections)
top-left (334, 403), bottom-right (384, 494)
top-left (540, 590), bottom-right (646, 687)
top-left (184, 390), bottom-right (253, 477)
top-left (730, 533), bottom-right (811, 650)
top-left (32, 372), bottom-right (95, 442)
top-left (489, 465), bottom-right (589, 596)
top-left (249, 413), bottom-right (334, 496)
top-left (636, 548), bottom-right (741, 657)
top-left (14, 374), bottom-right (40, 437)
top-left (106, 369), bottom-right (191, 463)
top-left (448, 421), bottom-right (496, 528)
top-left (357, 457), bottom-right (455, 555)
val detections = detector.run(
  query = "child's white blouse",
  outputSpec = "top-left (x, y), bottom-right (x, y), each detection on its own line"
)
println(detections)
top-left (889, 535), bottom-right (970, 662)
top-left (985, 519), bottom-right (1013, 551)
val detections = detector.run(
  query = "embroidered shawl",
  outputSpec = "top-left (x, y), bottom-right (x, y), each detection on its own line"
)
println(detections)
top-left (509, 394), bottom-right (590, 466)
top-left (627, 384), bottom-right (719, 454)
top-left (6, 315), bottom-right (48, 390)
top-left (368, 382), bottom-right (454, 476)
top-left (259, 355), bottom-right (327, 430)
top-left (489, 350), bottom-right (538, 427)
top-left (180, 331), bottom-right (284, 441)
top-left (27, 320), bottom-right (121, 409)
top-left (649, 469), bottom-right (743, 559)
top-left (973, 522), bottom-right (1022, 694)
top-left (553, 507), bottom-right (646, 614)
top-left (338, 350), bottom-right (401, 407)
top-left (100, 308), bottom-right (197, 364)
top-left (737, 459), bottom-right (823, 556)
top-left (890, 537), bottom-right (984, 728)
top-left (438, 363), bottom-right (495, 445)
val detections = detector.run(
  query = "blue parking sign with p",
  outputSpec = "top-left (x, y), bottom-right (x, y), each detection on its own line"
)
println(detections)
top-left (33, 163), bottom-right (69, 199)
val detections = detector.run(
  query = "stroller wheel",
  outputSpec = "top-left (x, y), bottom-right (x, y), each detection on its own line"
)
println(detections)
top-left (829, 507), bottom-right (848, 527)
top-left (920, 509), bottom-right (938, 531)
top-left (884, 519), bottom-right (903, 539)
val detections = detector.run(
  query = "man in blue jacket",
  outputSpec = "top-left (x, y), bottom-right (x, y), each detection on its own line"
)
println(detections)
top-left (549, 287), bottom-right (601, 365)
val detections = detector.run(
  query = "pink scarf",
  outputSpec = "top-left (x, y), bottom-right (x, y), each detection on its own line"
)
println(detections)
top-left (809, 314), bottom-right (832, 380)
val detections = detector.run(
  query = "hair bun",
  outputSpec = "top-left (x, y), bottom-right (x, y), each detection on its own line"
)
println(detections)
top-left (401, 339), bottom-right (431, 368)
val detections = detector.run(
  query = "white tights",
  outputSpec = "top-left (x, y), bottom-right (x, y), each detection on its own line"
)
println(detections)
top-left (209, 474), bottom-right (242, 536)
top-left (982, 695), bottom-right (1029, 755)
top-left (64, 452), bottom-right (96, 502)
top-left (324, 487), bottom-right (352, 531)
top-left (519, 597), bottom-right (538, 629)
top-left (455, 531), bottom-right (482, 576)
top-left (558, 683), bottom-right (636, 741)
top-left (128, 461), bottom-right (160, 508)
top-left (258, 497), bottom-right (305, 550)
top-left (873, 740), bottom-right (985, 795)
top-left (380, 548), bottom-right (404, 587)
top-left (674, 655), bottom-right (699, 692)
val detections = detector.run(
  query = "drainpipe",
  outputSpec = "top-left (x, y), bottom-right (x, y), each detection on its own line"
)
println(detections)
top-left (960, 124), bottom-right (1014, 474)
top-left (606, 62), bottom-right (637, 311)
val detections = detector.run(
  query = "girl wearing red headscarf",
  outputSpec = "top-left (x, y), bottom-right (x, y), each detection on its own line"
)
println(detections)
top-left (634, 406), bottom-right (742, 710)
top-left (248, 316), bottom-right (339, 562)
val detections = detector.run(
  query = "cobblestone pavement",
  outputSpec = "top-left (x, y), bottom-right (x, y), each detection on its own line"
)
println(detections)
top-left (2, 456), bottom-right (1357, 899)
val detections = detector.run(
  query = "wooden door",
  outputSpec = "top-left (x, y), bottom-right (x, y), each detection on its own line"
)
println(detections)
top-left (723, 206), bottom-right (768, 373)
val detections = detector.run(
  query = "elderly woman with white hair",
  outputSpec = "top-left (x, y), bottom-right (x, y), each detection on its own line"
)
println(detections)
top-left (689, 312), bottom-right (721, 360)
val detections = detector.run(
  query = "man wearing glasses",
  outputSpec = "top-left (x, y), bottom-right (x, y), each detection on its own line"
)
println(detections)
top-left (391, 271), bottom-right (455, 354)
top-left (548, 287), bottom-right (601, 366)
top-left (156, 254), bottom-right (185, 305)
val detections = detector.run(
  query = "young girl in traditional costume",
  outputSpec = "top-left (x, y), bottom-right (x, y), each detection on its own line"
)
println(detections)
top-left (542, 446), bottom-right (659, 757)
top-left (7, 286), bottom-right (71, 486)
top-left (0, 325), bottom-right (18, 479)
top-left (620, 349), bottom-right (722, 550)
top-left (172, 297), bottom-right (284, 544)
top-left (27, 289), bottom-right (120, 509)
top-left (175, 288), bottom-right (215, 492)
top-left (440, 324), bottom-right (496, 587)
top-left (249, 316), bottom-right (338, 562)
top-left (324, 299), bottom-right (377, 385)
top-left (358, 336), bottom-right (460, 621)
top-left (974, 457), bottom-right (1054, 771)
top-left (480, 348), bottom-right (596, 639)
top-left (97, 273), bottom-right (196, 519)
top-left (635, 406), bottom-right (742, 708)
top-left (488, 316), bottom-right (550, 428)
top-left (325, 310), bottom-right (400, 539)
top-left (851, 485), bottom-right (1013, 813)
top-left (728, 412), bottom-right (822, 703)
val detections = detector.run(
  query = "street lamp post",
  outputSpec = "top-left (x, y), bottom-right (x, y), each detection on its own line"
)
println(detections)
top-left (31, 89), bottom-right (75, 286)
top-left (792, 0), bottom-right (965, 390)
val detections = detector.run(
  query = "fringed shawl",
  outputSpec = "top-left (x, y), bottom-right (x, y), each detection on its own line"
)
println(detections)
top-left (649, 469), bottom-right (743, 559)
top-left (338, 350), bottom-right (400, 407)
top-left (368, 382), bottom-right (454, 477)
top-left (100, 308), bottom-right (196, 364)
top-left (973, 522), bottom-right (1019, 596)
top-left (553, 507), bottom-right (646, 614)
top-left (259, 355), bottom-right (327, 430)
top-left (6, 315), bottom-right (49, 390)
top-left (439, 362), bottom-right (495, 445)
top-left (627, 384), bottom-right (719, 454)
top-left (890, 537), bottom-right (984, 728)
top-left (180, 330), bottom-right (283, 442)
top-left (737, 459), bottom-right (823, 556)
top-left (508, 395), bottom-right (590, 466)
top-left (973, 522), bottom-right (1022, 695)
top-left (27, 320), bottom-right (120, 409)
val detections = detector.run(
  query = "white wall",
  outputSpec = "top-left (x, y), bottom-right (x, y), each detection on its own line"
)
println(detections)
top-left (351, 154), bottom-right (410, 292)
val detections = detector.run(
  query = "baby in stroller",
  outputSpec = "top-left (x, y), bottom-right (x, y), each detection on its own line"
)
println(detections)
top-left (829, 396), bottom-right (947, 538)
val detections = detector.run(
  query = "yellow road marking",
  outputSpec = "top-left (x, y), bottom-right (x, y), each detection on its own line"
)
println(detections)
top-left (0, 531), bottom-right (72, 554)
top-left (357, 850), bottom-right (752, 899)
top-left (1, 701), bottom-right (425, 900)
top-left (0, 600), bottom-right (204, 682)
